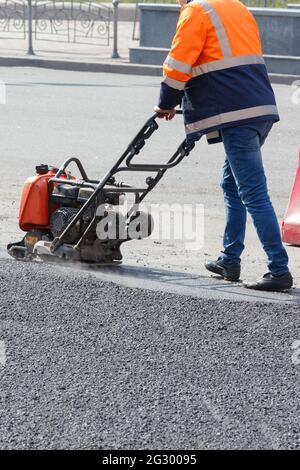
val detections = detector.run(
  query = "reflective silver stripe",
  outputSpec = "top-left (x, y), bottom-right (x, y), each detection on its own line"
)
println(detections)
top-left (207, 131), bottom-right (220, 139)
top-left (195, 0), bottom-right (232, 57)
top-left (164, 54), bottom-right (192, 75)
top-left (162, 74), bottom-right (186, 91)
top-left (185, 105), bottom-right (278, 134)
top-left (192, 54), bottom-right (265, 77)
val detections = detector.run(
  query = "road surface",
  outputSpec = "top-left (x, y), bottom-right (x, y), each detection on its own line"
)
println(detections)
top-left (1, 257), bottom-right (300, 449)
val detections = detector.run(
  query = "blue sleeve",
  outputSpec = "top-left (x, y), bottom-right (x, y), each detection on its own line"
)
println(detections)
top-left (158, 83), bottom-right (184, 109)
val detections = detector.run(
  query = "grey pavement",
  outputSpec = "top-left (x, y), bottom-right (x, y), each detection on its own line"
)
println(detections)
top-left (0, 21), bottom-right (137, 63)
top-left (0, 21), bottom-right (163, 76)
top-left (0, 257), bottom-right (300, 449)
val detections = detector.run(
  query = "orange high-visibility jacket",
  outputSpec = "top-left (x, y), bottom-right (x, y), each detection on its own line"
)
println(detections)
top-left (158, 0), bottom-right (279, 140)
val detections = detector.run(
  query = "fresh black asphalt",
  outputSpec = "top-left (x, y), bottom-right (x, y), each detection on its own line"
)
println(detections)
top-left (0, 258), bottom-right (300, 449)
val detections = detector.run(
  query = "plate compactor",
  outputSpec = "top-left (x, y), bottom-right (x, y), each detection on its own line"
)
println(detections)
top-left (7, 112), bottom-right (196, 265)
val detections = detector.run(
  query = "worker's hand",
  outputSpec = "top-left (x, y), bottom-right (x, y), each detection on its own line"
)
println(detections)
top-left (154, 106), bottom-right (176, 121)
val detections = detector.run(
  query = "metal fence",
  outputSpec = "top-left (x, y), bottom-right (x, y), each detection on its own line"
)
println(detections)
top-left (34, 1), bottom-right (111, 45)
top-left (0, 0), bottom-right (111, 46)
top-left (0, 0), bottom-right (26, 38)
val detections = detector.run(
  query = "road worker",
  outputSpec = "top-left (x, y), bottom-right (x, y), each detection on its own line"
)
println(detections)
top-left (155, 0), bottom-right (293, 292)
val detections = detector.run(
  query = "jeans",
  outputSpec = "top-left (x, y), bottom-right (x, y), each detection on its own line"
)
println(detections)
top-left (220, 120), bottom-right (289, 276)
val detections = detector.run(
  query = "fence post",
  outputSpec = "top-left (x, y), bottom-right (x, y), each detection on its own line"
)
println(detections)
top-left (27, 0), bottom-right (35, 55)
top-left (111, 0), bottom-right (120, 59)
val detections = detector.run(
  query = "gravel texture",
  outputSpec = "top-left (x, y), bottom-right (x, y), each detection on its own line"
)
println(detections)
top-left (0, 258), bottom-right (300, 450)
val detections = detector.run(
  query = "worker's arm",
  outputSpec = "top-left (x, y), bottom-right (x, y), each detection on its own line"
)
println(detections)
top-left (157, 4), bottom-right (207, 110)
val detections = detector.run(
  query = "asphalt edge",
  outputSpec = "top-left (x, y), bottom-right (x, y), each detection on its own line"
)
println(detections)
top-left (1, 55), bottom-right (299, 83)
top-left (0, 253), bottom-right (299, 305)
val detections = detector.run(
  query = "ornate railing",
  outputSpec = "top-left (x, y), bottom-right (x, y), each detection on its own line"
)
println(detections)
top-left (34, 1), bottom-right (111, 45)
top-left (0, 1), bottom-right (111, 45)
top-left (0, 0), bottom-right (26, 38)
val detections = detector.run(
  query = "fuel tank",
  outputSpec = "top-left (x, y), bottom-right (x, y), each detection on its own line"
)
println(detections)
top-left (19, 165), bottom-right (68, 232)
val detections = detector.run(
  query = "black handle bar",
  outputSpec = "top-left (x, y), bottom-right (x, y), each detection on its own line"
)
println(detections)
top-left (125, 109), bottom-right (191, 170)
top-left (50, 108), bottom-right (193, 254)
top-left (153, 109), bottom-right (183, 119)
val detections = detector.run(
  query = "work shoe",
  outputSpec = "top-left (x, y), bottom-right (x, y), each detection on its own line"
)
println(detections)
top-left (243, 272), bottom-right (293, 292)
top-left (205, 258), bottom-right (241, 281)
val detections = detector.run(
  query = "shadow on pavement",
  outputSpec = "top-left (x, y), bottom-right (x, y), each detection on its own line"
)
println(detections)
top-left (84, 263), bottom-right (300, 305)
top-left (1, 249), bottom-right (299, 304)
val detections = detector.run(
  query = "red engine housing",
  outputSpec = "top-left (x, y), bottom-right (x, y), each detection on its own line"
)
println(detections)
top-left (19, 167), bottom-right (71, 232)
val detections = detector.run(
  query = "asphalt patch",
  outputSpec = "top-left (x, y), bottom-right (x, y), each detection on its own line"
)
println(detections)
top-left (0, 259), bottom-right (300, 449)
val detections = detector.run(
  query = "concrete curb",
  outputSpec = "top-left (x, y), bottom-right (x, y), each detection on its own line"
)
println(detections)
top-left (269, 73), bottom-right (300, 85)
top-left (0, 54), bottom-right (299, 83)
top-left (0, 54), bottom-right (162, 76)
